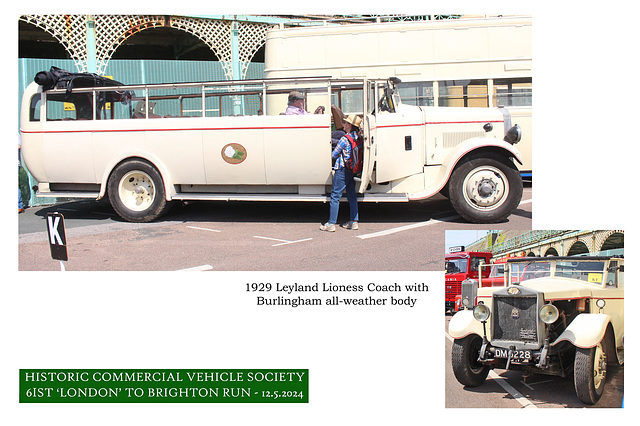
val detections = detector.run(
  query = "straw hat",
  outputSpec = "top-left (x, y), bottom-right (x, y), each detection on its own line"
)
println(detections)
top-left (344, 114), bottom-right (362, 128)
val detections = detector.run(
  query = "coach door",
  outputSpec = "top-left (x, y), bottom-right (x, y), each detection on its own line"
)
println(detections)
top-left (358, 83), bottom-right (375, 193)
top-left (369, 81), bottom-right (424, 183)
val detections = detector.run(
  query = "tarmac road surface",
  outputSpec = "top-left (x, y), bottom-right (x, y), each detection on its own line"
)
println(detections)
top-left (18, 187), bottom-right (532, 271)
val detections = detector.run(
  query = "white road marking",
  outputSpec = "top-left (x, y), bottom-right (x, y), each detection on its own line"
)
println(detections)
top-left (445, 331), bottom-right (537, 409)
top-left (187, 226), bottom-right (221, 233)
top-left (357, 196), bottom-right (532, 240)
top-left (489, 371), bottom-right (537, 408)
top-left (178, 265), bottom-right (214, 271)
top-left (254, 235), bottom-right (313, 247)
top-left (357, 215), bottom-right (459, 240)
top-left (272, 238), bottom-right (313, 247)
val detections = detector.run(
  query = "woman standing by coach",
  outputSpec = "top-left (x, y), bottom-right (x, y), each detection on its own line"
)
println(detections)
top-left (319, 114), bottom-right (361, 232)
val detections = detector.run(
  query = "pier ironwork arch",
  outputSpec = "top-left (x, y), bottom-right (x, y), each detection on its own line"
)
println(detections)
top-left (19, 14), bottom-right (271, 79)
top-left (493, 230), bottom-right (625, 258)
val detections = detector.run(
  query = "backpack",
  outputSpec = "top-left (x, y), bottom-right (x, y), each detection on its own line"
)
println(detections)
top-left (344, 133), bottom-right (364, 175)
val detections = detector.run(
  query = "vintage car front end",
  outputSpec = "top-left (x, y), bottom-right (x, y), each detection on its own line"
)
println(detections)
top-left (450, 256), bottom-right (624, 405)
top-left (470, 285), bottom-right (572, 376)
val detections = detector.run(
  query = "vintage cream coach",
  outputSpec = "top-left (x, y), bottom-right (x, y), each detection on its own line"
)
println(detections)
top-left (20, 68), bottom-right (523, 223)
top-left (449, 256), bottom-right (624, 405)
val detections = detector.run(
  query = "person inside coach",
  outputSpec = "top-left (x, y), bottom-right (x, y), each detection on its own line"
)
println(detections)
top-left (285, 91), bottom-right (325, 115)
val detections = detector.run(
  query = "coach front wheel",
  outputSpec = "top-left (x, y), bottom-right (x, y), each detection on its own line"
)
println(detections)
top-left (448, 154), bottom-right (523, 223)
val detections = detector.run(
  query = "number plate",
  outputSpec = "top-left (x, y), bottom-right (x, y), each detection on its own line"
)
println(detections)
top-left (494, 348), bottom-right (532, 362)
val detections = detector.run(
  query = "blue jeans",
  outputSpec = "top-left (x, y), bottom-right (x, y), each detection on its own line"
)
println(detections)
top-left (328, 167), bottom-right (358, 225)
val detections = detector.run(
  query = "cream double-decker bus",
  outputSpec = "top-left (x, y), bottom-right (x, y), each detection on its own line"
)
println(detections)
top-left (265, 15), bottom-right (532, 176)
top-left (20, 68), bottom-right (523, 223)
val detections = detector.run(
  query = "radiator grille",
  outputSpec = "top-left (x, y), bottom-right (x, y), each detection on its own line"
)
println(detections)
top-left (445, 279), bottom-right (461, 301)
top-left (492, 295), bottom-right (538, 342)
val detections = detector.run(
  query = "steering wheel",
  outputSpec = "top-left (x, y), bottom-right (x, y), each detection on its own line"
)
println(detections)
top-left (378, 87), bottom-right (395, 112)
top-left (378, 96), bottom-right (390, 112)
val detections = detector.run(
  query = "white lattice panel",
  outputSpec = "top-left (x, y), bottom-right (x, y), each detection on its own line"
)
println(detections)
top-left (20, 14), bottom-right (272, 80)
top-left (237, 21), bottom-right (272, 78)
top-left (20, 14), bottom-right (89, 72)
top-left (94, 15), bottom-right (166, 75)
top-left (169, 16), bottom-right (234, 79)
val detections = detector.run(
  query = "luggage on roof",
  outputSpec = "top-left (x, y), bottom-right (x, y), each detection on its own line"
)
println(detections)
top-left (34, 66), bottom-right (124, 92)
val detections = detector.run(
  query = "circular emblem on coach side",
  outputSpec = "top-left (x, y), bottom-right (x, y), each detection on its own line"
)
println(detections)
top-left (221, 143), bottom-right (247, 164)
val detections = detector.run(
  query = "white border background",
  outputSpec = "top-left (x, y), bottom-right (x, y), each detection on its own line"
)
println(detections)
top-left (3, 1), bottom-right (637, 424)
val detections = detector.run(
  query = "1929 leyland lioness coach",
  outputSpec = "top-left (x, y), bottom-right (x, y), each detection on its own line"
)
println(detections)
top-left (20, 68), bottom-right (523, 223)
top-left (449, 256), bottom-right (624, 404)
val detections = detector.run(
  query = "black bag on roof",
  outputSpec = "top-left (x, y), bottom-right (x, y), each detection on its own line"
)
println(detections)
top-left (34, 66), bottom-right (124, 93)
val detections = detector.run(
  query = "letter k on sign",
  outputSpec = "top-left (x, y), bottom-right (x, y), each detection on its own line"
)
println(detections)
top-left (46, 212), bottom-right (68, 262)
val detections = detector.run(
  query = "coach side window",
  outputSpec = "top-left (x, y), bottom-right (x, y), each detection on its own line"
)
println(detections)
top-left (46, 92), bottom-right (93, 121)
top-left (96, 89), bottom-right (137, 120)
top-left (29, 94), bottom-right (41, 122)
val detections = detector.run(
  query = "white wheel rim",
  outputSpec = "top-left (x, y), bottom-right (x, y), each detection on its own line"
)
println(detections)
top-left (118, 171), bottom-right (156, 212)
top-left (462, 165), bottom-right (509, 211)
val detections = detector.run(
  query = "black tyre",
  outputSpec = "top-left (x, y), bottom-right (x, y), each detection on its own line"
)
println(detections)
top-left (574, 341), bottom-right (607, 405)
top-left (452, 335), bottom-right (489, 387)
top-left (108, 159), bottom-right (171, 222)
top-left (448, 153), bottom-right (523, 223)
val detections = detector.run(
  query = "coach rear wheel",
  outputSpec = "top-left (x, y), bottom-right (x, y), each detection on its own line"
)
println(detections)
top-left (108, 160), bottom-right (171, 222)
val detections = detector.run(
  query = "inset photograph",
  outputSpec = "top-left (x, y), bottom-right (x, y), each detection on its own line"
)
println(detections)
top-left (444, 230), bottom-right (624, 408)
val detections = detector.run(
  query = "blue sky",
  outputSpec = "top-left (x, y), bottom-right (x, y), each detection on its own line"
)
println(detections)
top-left (444, 230), bottom-right (492, 254)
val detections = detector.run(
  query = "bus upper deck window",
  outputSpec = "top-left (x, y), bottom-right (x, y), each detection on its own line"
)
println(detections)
top-left (493, 78), bottom-right (532, 107)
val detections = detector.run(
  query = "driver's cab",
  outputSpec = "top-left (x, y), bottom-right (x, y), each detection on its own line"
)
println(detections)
top-left (364, 78), bottom-right (425, 185)
top-left (328, 78), bottom-right (404, 192)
